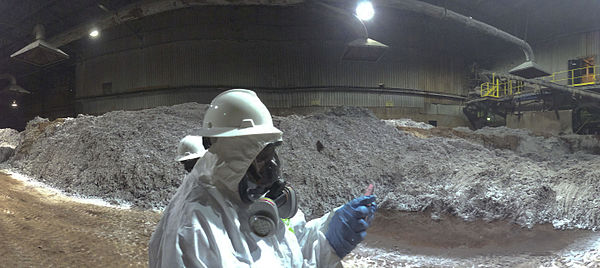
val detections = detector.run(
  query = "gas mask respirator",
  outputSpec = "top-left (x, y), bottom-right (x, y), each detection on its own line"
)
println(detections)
top-left (238, 141), bottom-right (298, 238)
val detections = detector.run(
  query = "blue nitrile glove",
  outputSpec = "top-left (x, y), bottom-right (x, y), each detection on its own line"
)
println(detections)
top-left (325, 195), bottom-right (377, 259)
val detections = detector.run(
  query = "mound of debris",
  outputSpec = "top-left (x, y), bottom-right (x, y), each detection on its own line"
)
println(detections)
top-left (397, 125), bottom-right (600, 161)
top-left (468, 126), bottom-right (600, 156)
top-left (0, 128), bottom-right (20, 147)
top-left (453, 126), bottom-right (572, 161)
top-left (275, 107), bottom-right (600, 230)
top-left (6, 103), bottom-right (600, 231)
top-left (0, 128), bottom-right (20, 163)
top-left (8, 103), bottom-right (206, 208)
top-left (384, 119), bottom-right (434, 129)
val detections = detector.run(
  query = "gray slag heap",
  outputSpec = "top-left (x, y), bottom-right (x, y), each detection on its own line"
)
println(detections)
top-left (0, 128), bottom-right (20, 163)
top-left (9, 103), bottom-right (206, 208)
top-left (6, 103), bottom-right (600, 231)
top-left (275, 107), bottom-right (600, 230)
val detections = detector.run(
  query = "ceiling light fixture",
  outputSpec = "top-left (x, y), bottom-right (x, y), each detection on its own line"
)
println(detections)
top-left (342, 38), bottom-right (388, 61)
top-left (356, 1), bottom-right (375, 21)
top-left (89, 29), bottom-right (100, 38)
top-left (0, 74), bottom-right (31, 94)
top-left (315, 0), bottom-right (387, 61)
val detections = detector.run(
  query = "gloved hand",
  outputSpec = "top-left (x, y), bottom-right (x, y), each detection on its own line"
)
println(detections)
top-left (325, 195), bottom-right (377, 259)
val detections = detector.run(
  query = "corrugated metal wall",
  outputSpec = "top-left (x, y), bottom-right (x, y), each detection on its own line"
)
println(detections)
top-left (74, 7), bottom-right (468, 118)
top-left (76, 88), bottom-right (428, 114)
top-left (491, 30), bottom-right (600, 74)
top-left (77, 40), bottom-right (465, 94)
top-left (76, 39), bottom-right (466, 114)
top-left (260, 90), bottom-right (426, 108)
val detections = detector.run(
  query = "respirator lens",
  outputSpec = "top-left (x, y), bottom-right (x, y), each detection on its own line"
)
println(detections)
top-left (239, 142), bottom-right (283, 203)
top-left (250, 142), bottom-right (281, 187)
top-left (249, 142), bottom-right (282, 186)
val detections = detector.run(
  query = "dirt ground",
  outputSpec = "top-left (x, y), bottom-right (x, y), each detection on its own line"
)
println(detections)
top-left (344, 211), bottom-right (600, 267)
top-left (0, 172), bottom-right (160, 268)
top-left (3, 168), bottom-right (600, 268)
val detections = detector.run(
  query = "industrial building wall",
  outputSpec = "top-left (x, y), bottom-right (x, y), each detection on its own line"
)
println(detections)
top-left (490, 30), bottom-right (600, 74)
top-left (75, 7), bottom-right (468, 126)
top-left (486, 30), bottom-right (600, 134)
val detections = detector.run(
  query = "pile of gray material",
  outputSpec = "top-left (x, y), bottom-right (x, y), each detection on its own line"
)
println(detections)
top-left (561, 134), bottom-right (600, 154)
top-left (453, 126), bottom-right (600, 159)
top-left (6, 103), bottom-right (600, 230)
top-left (0, 128), bottom-right (20, 163)
top-left (383, 119), bottom-right (434, 129)
top-left (0, 128), bottom-right (20, 148)
top-left (274, 107), bottom-right (600, 230)
top-left (8, 103), bottom-right (206, 208)
top-left (453, 126), bottom-right (571, 161)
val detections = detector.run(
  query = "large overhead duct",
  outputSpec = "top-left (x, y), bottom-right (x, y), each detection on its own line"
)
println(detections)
top-left (11, 24), bottom-right (69, 66)
top-left (379, 0), bottom-right (550, 79)
top-left (0, 74), bottom-right (30, 94)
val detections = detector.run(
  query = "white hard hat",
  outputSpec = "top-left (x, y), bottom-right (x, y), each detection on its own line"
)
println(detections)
top-left (198, 89), bottom-right (282, 137)
top-left (175, 135), bottom-right (207, 162)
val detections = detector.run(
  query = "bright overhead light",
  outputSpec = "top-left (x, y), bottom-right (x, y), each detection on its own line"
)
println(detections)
top-left (486, 117), bottom-right (491, 121)
top-left (10, 100), bottom-right (18, 108)
top-left (89, 29), bottom-right (100, 38)
top-left (356, 1), bottom-right (375, 21)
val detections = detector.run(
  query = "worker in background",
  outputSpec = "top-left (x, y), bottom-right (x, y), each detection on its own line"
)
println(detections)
top-left (149, 89), bottom-right (377, 267)
top-left (175, 135), bottom-right (206, 172)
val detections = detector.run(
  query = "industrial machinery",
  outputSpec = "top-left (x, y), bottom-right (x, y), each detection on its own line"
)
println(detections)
top-left (464, 66), bottom-right (600, 134)
top-left (573, 103), bottom-right (600, 134)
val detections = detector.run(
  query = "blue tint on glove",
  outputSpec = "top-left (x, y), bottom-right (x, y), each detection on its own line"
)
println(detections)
top-left (325, 195), bottom-right (377, 259)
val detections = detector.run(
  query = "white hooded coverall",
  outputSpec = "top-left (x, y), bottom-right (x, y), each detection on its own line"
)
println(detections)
top-left (149, 133), bottom-right (342, 267)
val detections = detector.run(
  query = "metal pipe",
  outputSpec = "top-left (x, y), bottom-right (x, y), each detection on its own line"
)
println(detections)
top-left (48, 0), bottom-right (304, 48)
top-left (33, 24), bottom-right (45, 41)
top-left (379, 0), bottom-right (535, 61)
top-left (480, 71), bottom-right (600, 101)
top-left (74, 84), bottom-right (466, 101)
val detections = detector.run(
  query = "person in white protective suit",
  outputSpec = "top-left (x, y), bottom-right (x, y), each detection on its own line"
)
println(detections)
top-left (149, 89), bottom-right (377, 267)
top-left (175, 135), bottom-right (207, 172)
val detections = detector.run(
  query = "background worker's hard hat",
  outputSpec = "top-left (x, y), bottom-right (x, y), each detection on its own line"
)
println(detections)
top-left (175, 135), bottom-right (206, 162)
top-left (199, 89), bottom-right (282, 137)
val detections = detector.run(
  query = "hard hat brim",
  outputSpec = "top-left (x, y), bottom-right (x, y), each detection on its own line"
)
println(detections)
top-left (175, 152), bottom-right (206, 162)
top-left (197, 125), bottom-right (282, 138)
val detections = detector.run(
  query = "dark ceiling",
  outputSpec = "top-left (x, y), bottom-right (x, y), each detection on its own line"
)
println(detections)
top-left (418, 0), bottom-right (600, 68)
top-left (0, 0), bottom-right (599, 75)
top-left (422, 0), bottom-right (600, 43)
top-left (0, 0), bottom-right (133, 58)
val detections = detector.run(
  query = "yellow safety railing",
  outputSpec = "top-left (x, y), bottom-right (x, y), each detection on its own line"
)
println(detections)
top-left (480, 65), bottom-right (599, 98)
top-left (547, 65), bottom-right (598, 87)
top-left (480, 73), bottom-right (524, 98)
